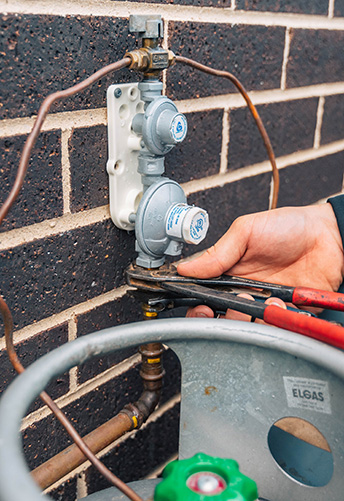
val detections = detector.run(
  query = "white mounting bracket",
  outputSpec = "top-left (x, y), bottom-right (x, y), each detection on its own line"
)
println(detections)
top-left (106, 83), bottom-right (144, 231)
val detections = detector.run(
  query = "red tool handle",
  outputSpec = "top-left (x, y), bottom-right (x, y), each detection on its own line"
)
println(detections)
top-left (264, 304), bottom-right (344, 350)
top-left (292, 287), bottom-right (344, 311)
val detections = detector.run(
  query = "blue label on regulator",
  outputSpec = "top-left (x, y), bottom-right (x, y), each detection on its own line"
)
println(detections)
top-left (166, 204), bottom-right (188, 236)
top-left (190, 214), bottom-right (206, 241)
top-left (171, 115), bottom-right (187, 142)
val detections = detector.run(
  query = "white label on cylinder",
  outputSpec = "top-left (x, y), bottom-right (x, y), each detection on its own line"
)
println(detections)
top-left (166, 203), bottom-right (190, 239)
top-left (283, 376), bottom-right (331, 414)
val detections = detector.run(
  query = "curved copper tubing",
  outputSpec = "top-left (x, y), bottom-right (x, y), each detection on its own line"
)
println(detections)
top-left (0, 55), bottom-right (145, 501)
top-left (0, 296), bottom-right (143, 501)
top-left (0, 57), bottom-right (131, 227)
top-left (31, 341), bottom-right (164, 491)
top-left (175, 55), bottom-right (280, 210)
top-left (32, 413), bottom-right (133, 490)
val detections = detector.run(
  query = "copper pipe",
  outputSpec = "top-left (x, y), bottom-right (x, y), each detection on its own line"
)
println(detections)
top-left (136, 306), bottom-right (165, 422)
top-left (0, 57), bottom-right (131, 227)
top-left (29, 311), bottom-right (165, 491)
top-left (0, 295), bottom-right (143, 501)
top-left (175, 55), bottom-right (280, 210)
top-left (0, 56), bottom-right (145, 501)
top-left (32, 413), bottom-right (133, 490)
top-left (29, 344), bottom-right (164, 491)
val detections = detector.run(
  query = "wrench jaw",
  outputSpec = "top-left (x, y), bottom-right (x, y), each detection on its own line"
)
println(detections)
top-left (127, 286), bottom-right (213, 314)
top-left (126, 262), bottom-right (179, 285)
top-left (125, 263), bottom-right (344, 351)
top-left (125, 262), bottom-right (269, 316)
top-left (126, 262), bottom-right (272, 299)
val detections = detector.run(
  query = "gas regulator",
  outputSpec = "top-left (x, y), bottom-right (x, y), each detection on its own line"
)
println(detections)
top-left (106, 15), bottom-right (209, 268)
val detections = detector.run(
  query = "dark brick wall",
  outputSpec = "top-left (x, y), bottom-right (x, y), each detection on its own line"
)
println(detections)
top-left (122, 0), bottom-right (230, 4)
top-left (0, 324), bottom-right (68, 413)
top-left (165, 110), bottom-right (223, 183)
top-left (0, 15), bottom-right (138, 120)
top-left (23, 367), bottom-right (142, 469)
top-left (69, 125), bottom-right (109, 212)
top-left (228, 98), bottom-right (318, 170)
top-left (167, 23), bottom-right (285, 100)
top-left (0, 132), bottom-right (62, 232)
top-left (321, 95), bottom-right (344, 145)
top-left (0, 220), bottom-right (135, 334)
top-left (76, 295), bottom-right (141, 383)
top-left (335, 0), bottom-right (344, 16)
top-left (23, 348), bottom-right (180, 470)
top-left (287, 29), bottom-right (344, 88)
top-left (236, 0), bottom-right (328, 15)
top-left (49, 477), bottom-right (77, 501)
top-left (277, 152), bottom-right (344, 207)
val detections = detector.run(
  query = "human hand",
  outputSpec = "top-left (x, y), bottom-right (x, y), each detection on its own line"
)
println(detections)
top-left (178, 203), bottom-right (344, 319)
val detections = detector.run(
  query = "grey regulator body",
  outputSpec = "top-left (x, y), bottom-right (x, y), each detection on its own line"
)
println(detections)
top-left (132, 79), bottom-right (209, 268)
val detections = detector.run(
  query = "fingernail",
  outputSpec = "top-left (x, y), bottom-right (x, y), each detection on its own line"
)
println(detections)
top-left (195, 312), bottom-right (208, 318)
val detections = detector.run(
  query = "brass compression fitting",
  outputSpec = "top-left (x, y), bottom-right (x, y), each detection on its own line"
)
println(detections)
top-left (125, 46), bottom-right (175, 76)
top-left (125, 15), bottom-right (175, 77)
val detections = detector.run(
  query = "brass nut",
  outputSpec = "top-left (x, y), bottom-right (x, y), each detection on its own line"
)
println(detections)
top-left (125, 47), bottom-right (175, 73)
top-left (125, 49), bottom-right (150, 71)
top-left (167, 50), bottom-right (176, 67)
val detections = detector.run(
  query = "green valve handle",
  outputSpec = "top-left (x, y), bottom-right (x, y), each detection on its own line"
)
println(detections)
top-left (154, 452), bottom-right (258, 500)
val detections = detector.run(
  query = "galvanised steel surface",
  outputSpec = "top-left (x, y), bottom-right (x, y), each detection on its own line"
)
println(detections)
top-left (169, 337), bottom-right (344, 500)
top-left (0, 318), bottom-right (344, 501)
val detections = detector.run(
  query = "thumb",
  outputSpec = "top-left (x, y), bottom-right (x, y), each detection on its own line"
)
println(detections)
top-left (177, 216), bottom-right (251, 278)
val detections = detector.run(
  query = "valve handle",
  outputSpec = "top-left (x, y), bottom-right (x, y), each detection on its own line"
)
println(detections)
top-left (154, 452), bottom-right (258, 501)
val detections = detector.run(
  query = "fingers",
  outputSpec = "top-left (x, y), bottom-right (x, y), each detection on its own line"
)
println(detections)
top-left (186, 294), bottom-right (256, 321)
top-left (255, 297), bottom-right (287, 325)
top-left (186, 305), bottom-right (214, 318)
top-left (225, 296), bottom-right (287, 324)
top-left (185, 295), bottom-right (287, 322)
top-left (177, 216), bottom-right (252, 278)
top-left (264, 297), bottom-right (287, 309)
top-left (224, 293), bottom-right (255, 321)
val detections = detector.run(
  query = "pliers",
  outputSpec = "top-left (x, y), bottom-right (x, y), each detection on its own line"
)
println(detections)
top-left (126, 263), bottom-right (344, 350)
